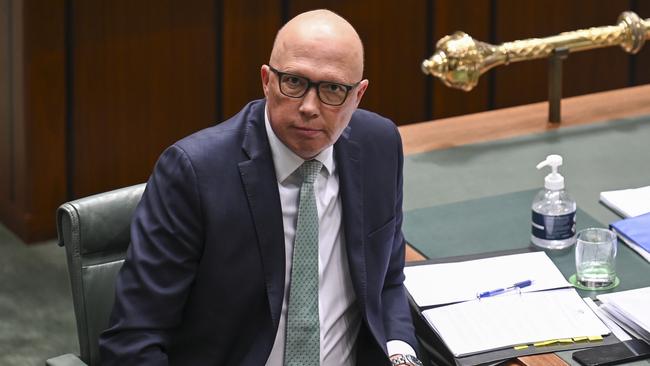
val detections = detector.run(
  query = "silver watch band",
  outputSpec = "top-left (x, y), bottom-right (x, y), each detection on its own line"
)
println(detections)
top-left (390, 353), bottom-right (423, 366)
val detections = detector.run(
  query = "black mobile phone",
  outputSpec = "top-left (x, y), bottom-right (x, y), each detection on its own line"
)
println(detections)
top-left (572, 340), bottom-right (650, 366)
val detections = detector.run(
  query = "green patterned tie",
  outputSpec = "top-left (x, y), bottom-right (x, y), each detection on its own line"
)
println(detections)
top-left (284, 160), bottom-right (322, 366)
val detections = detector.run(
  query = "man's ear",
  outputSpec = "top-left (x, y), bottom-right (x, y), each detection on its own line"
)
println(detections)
top-left (352, 79), bottom-right (369, 107)
top-left (261, 65), bottom-right (271, 97)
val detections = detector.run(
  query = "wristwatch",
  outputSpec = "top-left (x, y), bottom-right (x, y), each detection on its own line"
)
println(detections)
top-left (389, 353), bottom-right (423, 366)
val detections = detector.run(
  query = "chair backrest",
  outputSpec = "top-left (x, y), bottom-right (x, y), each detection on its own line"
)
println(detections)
top-left (57, 183), bottom-right (146, 365)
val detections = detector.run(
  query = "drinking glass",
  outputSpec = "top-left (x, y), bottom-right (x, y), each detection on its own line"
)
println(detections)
top-left (575, 228), bottom-right (617, 289)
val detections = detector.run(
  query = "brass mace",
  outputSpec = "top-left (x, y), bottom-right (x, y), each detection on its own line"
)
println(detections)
top-left (422, 11), bottom-right (650, 91)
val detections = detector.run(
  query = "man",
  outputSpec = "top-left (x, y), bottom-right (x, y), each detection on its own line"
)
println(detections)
top-left (100, 9), bottom-right (422, 366)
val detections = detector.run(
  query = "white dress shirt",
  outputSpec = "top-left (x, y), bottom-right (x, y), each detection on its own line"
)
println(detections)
top-left (263, 107), bottom-right (416, 365)
top-left (264, 110), bottom-right (359, 366)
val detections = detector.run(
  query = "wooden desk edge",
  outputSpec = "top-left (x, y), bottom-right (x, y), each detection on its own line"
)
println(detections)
top-left (399, 84), bottom-right (650, 155)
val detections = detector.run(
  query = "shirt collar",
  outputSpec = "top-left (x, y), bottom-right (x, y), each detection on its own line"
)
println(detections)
top-left (264, 105), bottom-right (334, 183)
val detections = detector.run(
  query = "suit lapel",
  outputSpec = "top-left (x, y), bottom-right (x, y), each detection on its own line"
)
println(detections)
top-left (238, 102), bottom-right (285, 328)
top-left (335, 126), bottom-right (367, 316)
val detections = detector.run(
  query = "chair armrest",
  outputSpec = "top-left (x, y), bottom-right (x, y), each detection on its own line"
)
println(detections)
top-left (46, 353), bottom-right (88, 366)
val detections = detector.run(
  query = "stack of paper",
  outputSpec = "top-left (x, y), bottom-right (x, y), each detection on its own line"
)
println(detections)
top-left (600, 185), bottom-right (650, 218)
top-left (598, 287), bottom-right (650, 343)
top-left (583, 297), bottom-right (632, 342)
top-left (404, 252), bottom-right (611, 357)
top-left (610, 212), bottom-right (650, 263)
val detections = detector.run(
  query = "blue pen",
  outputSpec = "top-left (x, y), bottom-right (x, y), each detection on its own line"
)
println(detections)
top-left (476, 280), bottom-right (533, 299)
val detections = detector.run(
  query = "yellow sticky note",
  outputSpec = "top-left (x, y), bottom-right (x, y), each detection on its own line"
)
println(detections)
top-left (588, 335), bottom-right (604, 341)
top-left (573, 336), bottom-right (588, 342)
top-left (558, 338), bottom-right (574, 344)
top-left (534, 339), bottom-right (558, 347)
top-left (514, 345), bottom-right (529, 350)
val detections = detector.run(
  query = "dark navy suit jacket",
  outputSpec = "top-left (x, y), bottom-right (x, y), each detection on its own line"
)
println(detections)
top-left (99, 99), bottom-right (417, 365)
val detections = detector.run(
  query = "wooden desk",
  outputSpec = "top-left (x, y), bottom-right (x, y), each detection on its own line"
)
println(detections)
top-left (398, 84), bottom-right (650, 366)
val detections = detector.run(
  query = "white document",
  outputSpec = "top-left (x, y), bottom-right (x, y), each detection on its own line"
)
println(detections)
top-left (615, 232), bottom-right (650, 263)
top-left (422, 288), bottom-right (611, 357)
top-left (583, 297), bottom-right (631, 342)
top-left (404, 251), bottom-right (571, 307)
top-left (600, 185), bottom-right (650, 218)
top-left (598, 286), bottom-right (650, 342)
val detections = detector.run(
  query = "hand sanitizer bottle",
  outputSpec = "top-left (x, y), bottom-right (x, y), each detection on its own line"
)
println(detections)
top-left (531, 154), bottom-right (577, 249)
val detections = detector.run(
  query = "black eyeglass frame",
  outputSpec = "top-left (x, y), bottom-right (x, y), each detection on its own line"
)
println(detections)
top-left (268, 65), bottom-right (361, 106)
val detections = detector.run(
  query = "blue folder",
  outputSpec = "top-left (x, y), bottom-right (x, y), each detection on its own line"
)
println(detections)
top-left (610, 212), bottom-right (650, 254)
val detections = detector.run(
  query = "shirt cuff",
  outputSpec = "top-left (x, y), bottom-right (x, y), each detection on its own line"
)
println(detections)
top-left (386, 339), bottom-right (417, 358)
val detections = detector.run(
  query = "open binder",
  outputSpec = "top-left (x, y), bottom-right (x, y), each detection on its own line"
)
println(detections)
top-left (405, 249), bottom-right (617, 366)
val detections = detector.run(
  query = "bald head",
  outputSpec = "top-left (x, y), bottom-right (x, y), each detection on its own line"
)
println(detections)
top-left (260, 10), bottom-right (370, 159)
top-left (269, 9), bottom-right (365, 81)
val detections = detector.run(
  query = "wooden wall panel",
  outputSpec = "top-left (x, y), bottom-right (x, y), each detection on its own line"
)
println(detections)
top-left (288, 1), bottom-right (428, 125)
top-left (71, 0), bottom-right (218, 198)
top-left (0, 0), bottom-right (11, 210)
top-left (0, 0), bottom-right (23, 238)
top-left (493, 0), bottom-right (630, 109)
top-left (431, 0), bottom-right (491, 119)
top-left (21, 0), bottom-right (67, 240)
top-left (221, 1), bottom-right (282, 120)
top-left (1, 0), bottom-right (649, 243)
top-left (633, 2), bottom-right (650, 84)
top-left (0, 0), bottom-right (65, 242)
top-left (0, 0), bottom-right (67, 242)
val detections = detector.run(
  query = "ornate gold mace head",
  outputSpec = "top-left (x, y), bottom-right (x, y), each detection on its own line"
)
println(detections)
top-left (422, 11), bottom-right (650, 91)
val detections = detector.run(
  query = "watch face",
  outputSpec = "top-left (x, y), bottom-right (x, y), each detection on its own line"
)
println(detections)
top-left (405, 354), bottom-right (424, 366)
top-left (390, 353), bottom-right (423, 366)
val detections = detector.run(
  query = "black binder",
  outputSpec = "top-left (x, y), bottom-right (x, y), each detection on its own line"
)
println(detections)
top-left (405, 249), bottom-right (620, 366)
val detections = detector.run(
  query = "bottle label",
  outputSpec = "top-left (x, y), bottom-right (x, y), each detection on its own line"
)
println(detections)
top-left (531, 211), bottom-right (576, 240)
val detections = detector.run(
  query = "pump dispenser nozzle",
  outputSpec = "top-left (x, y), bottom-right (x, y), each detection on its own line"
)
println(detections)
top-left (536, 154), bottom-right (565, 190)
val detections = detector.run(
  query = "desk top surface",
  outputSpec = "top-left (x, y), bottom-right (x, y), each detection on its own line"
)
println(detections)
top-left (398, 85), bottom-right (650, 366)
top-left (399, 84), bottom-right (650, 260)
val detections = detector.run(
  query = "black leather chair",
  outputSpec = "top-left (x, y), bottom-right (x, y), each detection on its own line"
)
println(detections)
top-left (46, 183), bottom-right (146, 366)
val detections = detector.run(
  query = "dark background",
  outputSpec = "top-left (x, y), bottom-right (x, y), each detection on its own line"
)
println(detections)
top-left (1, 0), bottom-right (649, 242)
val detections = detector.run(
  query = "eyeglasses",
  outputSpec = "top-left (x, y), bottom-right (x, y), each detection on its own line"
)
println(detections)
top-left (268, 65), bottom-right (361, 106)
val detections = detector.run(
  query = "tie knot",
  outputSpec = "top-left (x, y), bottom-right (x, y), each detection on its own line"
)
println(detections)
top-left (299, 160), bottom-right (322, 184)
